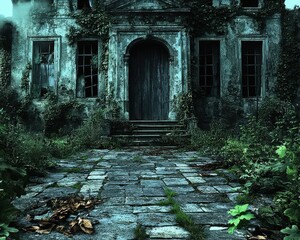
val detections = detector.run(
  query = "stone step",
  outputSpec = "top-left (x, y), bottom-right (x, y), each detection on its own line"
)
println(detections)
top-left (111, 120), bottom-right (189, 146)
top-left (113, 134), bottom-right (191, 146)
top-left (132, 129), bottom-right (186, 135)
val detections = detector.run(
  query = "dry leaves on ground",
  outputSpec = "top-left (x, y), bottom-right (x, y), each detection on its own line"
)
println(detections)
top-left (23, 195), bottom-right (101, 236)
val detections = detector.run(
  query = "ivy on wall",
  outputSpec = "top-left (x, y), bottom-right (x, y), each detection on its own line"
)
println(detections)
top-left (0, 49), bottom-right (11, 87)
top-left (181, 0), bottom-right (284, 36)
top-left (67, 2), bottom-right (110, 73)
top-left (276, 9), bottom-right (300, 101)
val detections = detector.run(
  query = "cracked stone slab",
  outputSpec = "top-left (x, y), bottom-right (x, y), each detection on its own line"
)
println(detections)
top-left (133, 205), bottom-right (172, 213)
top-left (143, 187), bottom-right (166, 196)
top-left (140, 179), bottom-right (165, 187)
top-left (185, 176), bottom-right (206, 184)
top-left (147, 226), bottom-right (190, 239)
top-left (137, 213), bottom-right (176, 227)
top-left (180, 203), bottom-right (204, 213)
top-left (125, 197), bottom-right (166, 205)
top-left (87, 175), bottom-right (107, 180)
top-left (162, 178), bottom-right (189, 186)
top-left (214, 185), bottom-right (239, 193)
top-left (197, 186), bottom-right (219, 194)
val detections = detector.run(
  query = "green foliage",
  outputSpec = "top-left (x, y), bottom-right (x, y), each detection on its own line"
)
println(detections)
top-left (0, 158), bottom-right (26, 237)
top-left (44, 93), bottom-right (84, 137)
top-left (221, 139), bottom-right (249, 166)
top-left (67, 2), bottom-right (110, 78)
top-left (134, 224), bottom-right (149, 240)
top-left (67, 6), bottom-right (109, 44)
top-left (191, 120), bottom-right (231, 153)
top-left (0, 223), bottom-right (18, 239)
top-left (276, 10), bottom-right (300, 101)
top-left (228, 204), bottom-right (255, 234)
top-left (161, 188), bottom-right (205, 240)
top-left (20, 63), bottom-right (32, 92)
top-left (173, 92), bottom-right (194, 122)
top-left (0, 49), bottom-right (11, 86)
top-left (72, 109), bottom-right (113, 149)
top-left (182, 0), bottom-right (284, 36)
top-left (281, 225), bottom-right (300, 240)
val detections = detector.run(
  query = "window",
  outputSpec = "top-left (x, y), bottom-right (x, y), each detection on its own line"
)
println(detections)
top-left (241, 0), bottom-right (259, 7)
top-left (198, 41), bottom-right (220, 97)
top-left (32, 41), bottom-right (55, 97)
top-left (242, 41), bottom-right (262, 98)
top-left (78, 0), bottom-right (92, 9)
top-left (77, 41), bottom-right (98, 98)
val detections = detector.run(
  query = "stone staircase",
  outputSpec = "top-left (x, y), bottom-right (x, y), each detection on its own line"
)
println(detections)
top-left (111, 120), bottom-right (190, 146)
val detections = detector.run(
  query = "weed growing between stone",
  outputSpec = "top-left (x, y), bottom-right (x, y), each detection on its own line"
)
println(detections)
top-left (160, 188), bottom-right (205, 240)
top-left (134, 224), bottom-right (149, 240)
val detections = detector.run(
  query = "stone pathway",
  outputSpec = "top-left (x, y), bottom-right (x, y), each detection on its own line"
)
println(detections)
top-left (13, 148), bottom-right (246, 239)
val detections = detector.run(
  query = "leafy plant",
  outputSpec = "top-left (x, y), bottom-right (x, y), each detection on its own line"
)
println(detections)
top-left (134, 224), bottom-right (149, 240)
top-left (228, 204), bottom-right (255, 234)
top-left (281, 225), bottom-right (300, 240)
top-left (0, 223), bottom-right (18, 240)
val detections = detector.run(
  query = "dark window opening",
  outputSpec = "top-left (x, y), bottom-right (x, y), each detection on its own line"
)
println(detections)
top-left (32, 41), bottom-right (55, 98)
top-left (198, 41), bottom-right (220, 97)
top-left (77, 41), bottom-right (98, 98)
top-left (242, 41), bottom-right (262, 98)
top-left (78, 0), bottom-right (91, 9)
top-left (241, 0), bottom-right (259, 7)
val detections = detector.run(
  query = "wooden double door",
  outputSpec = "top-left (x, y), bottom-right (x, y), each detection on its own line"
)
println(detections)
top-left (129, 40), bottom-right (170, 120)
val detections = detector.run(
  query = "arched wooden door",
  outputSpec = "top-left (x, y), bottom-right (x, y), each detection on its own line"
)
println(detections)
top-left (129, 40), bottom-right (170, 120)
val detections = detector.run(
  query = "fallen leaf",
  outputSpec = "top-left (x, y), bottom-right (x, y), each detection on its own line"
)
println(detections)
top-left (248, 235), bottom-right (267, 240)
top-left (78, 218), bottom-right (94, 234)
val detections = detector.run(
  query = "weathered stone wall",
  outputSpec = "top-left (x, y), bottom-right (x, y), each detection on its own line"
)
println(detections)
top-left (9, 0), bottom-right (284, 125)
top-left (0, 19), bottom-right (13, 86)
top-left (11, 1), bottom-right (78, 99)
top-left (191, 12), bottom-right (282, 128)
top-left (107, 14), bottom-right (189, 119)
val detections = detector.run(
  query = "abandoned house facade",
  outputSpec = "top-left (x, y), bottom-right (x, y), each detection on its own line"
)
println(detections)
top-left (7, 0), bottom-right (282, 124)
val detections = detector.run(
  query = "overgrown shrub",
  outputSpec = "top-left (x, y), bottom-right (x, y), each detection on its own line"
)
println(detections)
top-left (191, 120), bottom-right (231, 153)
top-left (44, 94), bottom-right (84, 137)
top-left (71, 109), bottom-right (113, 149)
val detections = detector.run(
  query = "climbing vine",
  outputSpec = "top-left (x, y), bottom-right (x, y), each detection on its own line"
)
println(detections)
top-left (181, 0), bottom-right (284, 36)
top-left (67, 2), bottom-right (110, 83)
top-left (276, 9), bottom-right (300, 101)
top-left (0, 49), bottom-right (11, 87)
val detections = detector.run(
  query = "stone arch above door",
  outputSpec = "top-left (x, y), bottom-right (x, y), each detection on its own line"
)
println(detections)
top-left (107, 27), bottom-right (189, 120)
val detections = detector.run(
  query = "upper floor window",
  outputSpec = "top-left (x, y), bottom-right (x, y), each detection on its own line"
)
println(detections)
top-left (77, 41), bottom-right (98, 98)
top-left (198, 41), bottom-right (220, 97)
top-left (242, 41), bottom-right (262, 98)
top-left (241, 0), bottom-right (259, 8)
top-left (32, 41), bottom-right (55, 98)
top-left (78, 0), bottom-right (92, 9)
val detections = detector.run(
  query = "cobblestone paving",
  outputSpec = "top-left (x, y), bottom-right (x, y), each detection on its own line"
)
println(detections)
top-left (13, 148), bottom-right (246, 239)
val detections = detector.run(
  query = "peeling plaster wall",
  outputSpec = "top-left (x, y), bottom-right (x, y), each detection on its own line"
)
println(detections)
top-left (192, 13), bottom-right (282, 127)
top-left (9, 0), bottom-right (283, 124)
top-left (11, 0), bottom-right (78, 100)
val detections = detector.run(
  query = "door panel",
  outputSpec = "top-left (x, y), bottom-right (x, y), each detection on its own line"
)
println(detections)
top-left (129, 40), bottom-right (169, 120)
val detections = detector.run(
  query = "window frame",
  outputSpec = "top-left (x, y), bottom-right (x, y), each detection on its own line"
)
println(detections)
top-left (239, 38), bottom-right (266, 99)
top-left (76, 40), bottom-right (100, 98)
top-left (28, 36), bottom-right (61, 98)
top-left (194, 38), bottom-right (223, 98)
